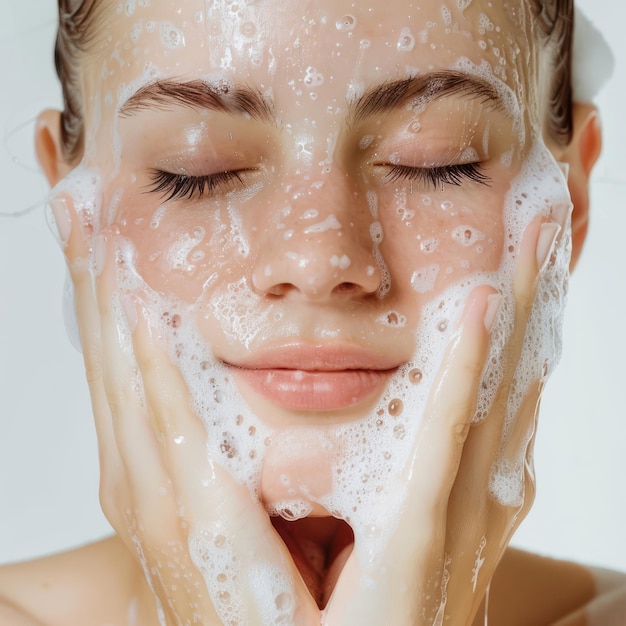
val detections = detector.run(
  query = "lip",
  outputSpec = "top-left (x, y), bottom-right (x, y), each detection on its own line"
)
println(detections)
top-left (224, 344), bottom-right (400, 412)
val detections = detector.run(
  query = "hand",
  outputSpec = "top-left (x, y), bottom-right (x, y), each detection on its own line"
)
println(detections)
top-left (56, 196), bottom-right (319, 625)
top-left (321, 215), bottom-right (565, 625)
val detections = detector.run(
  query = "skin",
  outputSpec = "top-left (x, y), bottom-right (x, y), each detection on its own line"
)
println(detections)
top-left (2, 0), bottom-right (625, 624)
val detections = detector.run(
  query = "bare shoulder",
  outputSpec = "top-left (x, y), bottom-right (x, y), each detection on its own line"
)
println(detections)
top-left (0, 537), bottom-right (136, 626)
top-left (488, 547), bottom-right (626, 626)
top-left (559, 564), bottom-right (626, 626)
top-left (0, 599), bottom-right (43, 626)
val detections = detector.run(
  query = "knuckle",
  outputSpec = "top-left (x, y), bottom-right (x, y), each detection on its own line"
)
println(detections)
top-left (452, 421), bottom-right (471, 445)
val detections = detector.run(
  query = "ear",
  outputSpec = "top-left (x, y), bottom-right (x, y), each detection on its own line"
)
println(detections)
top-left (35, 109), bottom-right (74, 187)
top-left (555, 102), bottom-right (602, 271)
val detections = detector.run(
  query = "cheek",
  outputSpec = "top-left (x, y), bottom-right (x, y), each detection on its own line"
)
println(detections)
top-left (378, 185), bottom-right (507, 298)
top-left (112, 196), bottom-right (256, 302)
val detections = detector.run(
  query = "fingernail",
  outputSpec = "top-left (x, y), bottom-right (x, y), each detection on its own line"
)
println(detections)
top-left (483, 293), bottom-right (502, 332)
top-left (49, 197), bottom-right (72, 246)
top-left (536, 223), bottom-right (561, 272)
top-left (550, 201), bottom-right (573, 229)
top-left (93, 234), bottom-right (106, 276)
top-left (556, 161), bottom-right (570, 181)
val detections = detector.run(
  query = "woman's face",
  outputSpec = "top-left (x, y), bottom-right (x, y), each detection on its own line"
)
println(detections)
top-left (55, 0), bottom-right (571, 520)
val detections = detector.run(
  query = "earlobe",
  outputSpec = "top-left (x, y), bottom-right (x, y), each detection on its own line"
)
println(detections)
top-left (572, 103), bottom-right (603, 180)
top-left (35, 109), bottom-right (73, 187)
top-left (558, 102), bottom-right (602, 271)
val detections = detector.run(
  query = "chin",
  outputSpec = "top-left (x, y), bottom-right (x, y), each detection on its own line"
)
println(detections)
top-left (259, 428), bottom-right (338, 517)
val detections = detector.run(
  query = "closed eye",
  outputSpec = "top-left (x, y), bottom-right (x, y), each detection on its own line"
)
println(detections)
top-left (146, 169), bottom-right (250, 201)
top-left (382, 163), bottom-right (491, 190)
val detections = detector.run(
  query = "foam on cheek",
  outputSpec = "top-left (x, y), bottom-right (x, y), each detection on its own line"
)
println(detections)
top-left (367, 194), bottom-right (392, 298)
top-left (227, 204), bottom-right (251, 257)
top-left (451, 225), bottom-right (487, 248)
top-left (209, 277), bottom-right (276, 350)
top-left (150, 204), bottom-right (168, 230)
top-left (50, 167), bottom-right (101, 240)
top-left (167, 227), bottom-right (207, 273)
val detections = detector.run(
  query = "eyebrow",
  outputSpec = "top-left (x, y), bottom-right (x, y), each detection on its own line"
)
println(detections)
top-left (118, 79), bottom-right (275, 122)
top-left (349, 70), bottom-right (507, 124)
top-left (118, 70), bottom-right (506, 125)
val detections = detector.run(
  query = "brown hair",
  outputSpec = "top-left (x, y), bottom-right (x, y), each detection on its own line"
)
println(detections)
top-left (54, 0), bottom-right (575, 164)
top-left (55, 0), bottom-right (102, 164)
top-left (530, 0), bottom-right (574, 145)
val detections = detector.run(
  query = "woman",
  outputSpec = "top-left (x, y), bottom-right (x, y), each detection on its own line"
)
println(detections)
top-left (0, 0), bottom-right (624, 623)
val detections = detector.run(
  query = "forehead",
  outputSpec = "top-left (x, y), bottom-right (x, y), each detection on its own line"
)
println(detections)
top-left (87, 0), bottom-right (536, 108)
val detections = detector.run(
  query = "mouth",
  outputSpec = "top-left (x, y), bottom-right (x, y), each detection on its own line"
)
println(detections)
top-left (271, 515), bottom-right (354, 608)
top-left (224, 344), bottom-right (400, 412)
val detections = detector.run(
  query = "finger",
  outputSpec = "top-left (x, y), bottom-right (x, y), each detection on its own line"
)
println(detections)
top-left (50, 196), bottom-right (129, 528)
top-left (442, 404), bottom-right (540, 625)
top-left (488, 216), bottom-right (557, 488)
top-left (50, 195), bottom-right (101, 391)
top-left (94, 236), bottom-right (175, 521)
top-left (405, 285), bottom-right (496, 509)
top-left (499, 377), bottom-right (541, 471)
top-left (442, 388), bottom-right (542, 621)
top-left (471, 216), bottom-right (554, 477)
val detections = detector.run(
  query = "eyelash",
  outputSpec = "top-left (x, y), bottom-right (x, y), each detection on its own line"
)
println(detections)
top-left (383, 163), bottom-right (491, 190)
top-left (147, 161), bottom-right (490, 202)
top-left (147, 169), bottom-right (247, 201)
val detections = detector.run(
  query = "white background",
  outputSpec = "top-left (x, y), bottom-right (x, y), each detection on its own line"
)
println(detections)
top-left (1, 1), bottom-right (625, 571)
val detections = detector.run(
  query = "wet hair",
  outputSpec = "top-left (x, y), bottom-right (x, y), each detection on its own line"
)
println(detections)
top-left (530, 0), bottom-right (574, 146)
top-left (54, 0), bottom-right (574, 164)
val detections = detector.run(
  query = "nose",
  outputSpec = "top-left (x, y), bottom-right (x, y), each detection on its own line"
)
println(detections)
top-left (251, 191), bottom-right (383, 301)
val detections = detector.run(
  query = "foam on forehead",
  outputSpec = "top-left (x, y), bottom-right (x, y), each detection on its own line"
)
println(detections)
top-left (82, 0), bottom-right (540, 136)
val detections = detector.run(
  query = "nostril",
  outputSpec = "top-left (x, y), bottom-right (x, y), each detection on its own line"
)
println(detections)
top-left (332, 282), bottom-right (360, 295)
top-left (266, 283), bottom-right (290, 297)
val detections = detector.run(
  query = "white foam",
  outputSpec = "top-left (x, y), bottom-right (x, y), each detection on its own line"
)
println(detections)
top-left (268, 500), bottom-right (313, 521)
top-left (397, 28), bottom-right (416, 52)
top-left (303, 67), bottom-right (324, 88)
top-left (303, 214), bottom-right (341, 234)
top-left (451, 225), bottom-right (486, 247)
top-left (336, 14), bottom-right (356, 32)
